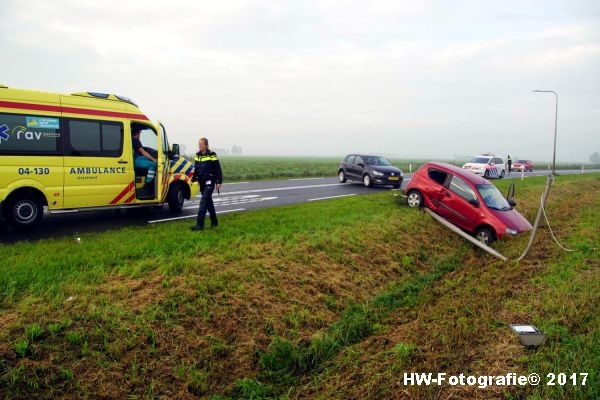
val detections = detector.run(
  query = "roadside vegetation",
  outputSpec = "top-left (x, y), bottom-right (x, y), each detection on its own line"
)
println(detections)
top-left (183, 155), bottom-right (600, 182)
top-left (0, 174), bottom-right (598, 399)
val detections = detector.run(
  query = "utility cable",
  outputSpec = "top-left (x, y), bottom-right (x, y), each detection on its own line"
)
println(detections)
top-left (540, 192), bottom-right (598, 252)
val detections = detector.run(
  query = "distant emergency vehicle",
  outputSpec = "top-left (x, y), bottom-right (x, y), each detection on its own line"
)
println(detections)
top-left (512, 160), bottom-right (534, 172)
top-left (462, 154), bottom-right (505, 179)
top-left (0, 86), bottom-right (198, 229)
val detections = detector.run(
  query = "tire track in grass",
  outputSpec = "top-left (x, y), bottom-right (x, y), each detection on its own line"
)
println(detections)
top-left (225, 250), bottom-right (469, 398)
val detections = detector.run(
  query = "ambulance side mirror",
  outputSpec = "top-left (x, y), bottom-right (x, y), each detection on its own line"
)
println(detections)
top-left (170, 144), bottom-right (180, 160)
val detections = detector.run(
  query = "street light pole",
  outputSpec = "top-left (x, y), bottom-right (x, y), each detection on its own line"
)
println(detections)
top-left (518, 90), bottom-right (558, 261)
top-left (532, 90), bottom-right (558, 175)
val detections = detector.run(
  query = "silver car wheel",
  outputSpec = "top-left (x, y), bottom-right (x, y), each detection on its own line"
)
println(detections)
top-left (407, 192), bottom-right (421, 208)
top-left (363, 174), bottom-right (371, 187)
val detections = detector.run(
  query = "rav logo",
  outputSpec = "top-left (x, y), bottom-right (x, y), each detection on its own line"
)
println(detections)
top-left (13, 126), bottom-right (44, 140)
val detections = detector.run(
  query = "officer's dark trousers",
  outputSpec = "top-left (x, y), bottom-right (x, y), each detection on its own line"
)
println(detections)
top-left (197, 181), bottom-right (218, 228)
top-left (508, 161), bottom-right (512, 173)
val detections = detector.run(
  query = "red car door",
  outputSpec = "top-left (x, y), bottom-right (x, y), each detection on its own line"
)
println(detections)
top-left (423, 167), bottom-right (450, 211)
top-left (437, 175), bottom-right (481, 232)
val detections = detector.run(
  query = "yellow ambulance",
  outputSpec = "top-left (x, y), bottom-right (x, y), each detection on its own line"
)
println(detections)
top-left (0, 85), bottom-right (198, 229)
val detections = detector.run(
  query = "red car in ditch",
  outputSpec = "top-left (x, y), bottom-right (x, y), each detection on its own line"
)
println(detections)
top-left (405, 162), bottom-right (532, 244)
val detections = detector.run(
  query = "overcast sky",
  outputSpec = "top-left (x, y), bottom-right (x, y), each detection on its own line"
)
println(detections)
top-left (1, 0), bottom-right (599, 161)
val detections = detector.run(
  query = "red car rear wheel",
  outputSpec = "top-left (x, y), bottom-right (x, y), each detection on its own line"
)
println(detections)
top-left (407, 190), bottom-right (423, 208)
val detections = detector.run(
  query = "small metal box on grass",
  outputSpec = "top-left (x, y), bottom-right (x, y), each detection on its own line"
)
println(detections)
top-left (509, 324), bottom-right (546, 347)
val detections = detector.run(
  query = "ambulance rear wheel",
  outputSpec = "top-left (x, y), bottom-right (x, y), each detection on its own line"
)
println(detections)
top-left (3, 192), bottom-right (44, 230)
top-left (167, 184), bottom-right (185, 213)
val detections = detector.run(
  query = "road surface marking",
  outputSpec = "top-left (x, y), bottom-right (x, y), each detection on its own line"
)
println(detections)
top-left (308, 193), bottom-right (357, 202)
top-left (147, 208), bottom-right (245, 224)
top-left (288, 177), bottom-right (324, 180)
top-left (213, 195), bottom-right (260, 202)
top-left (206, 182), bottom-right (344, 196)
top-left (183, 196), bottom-right (278, 210)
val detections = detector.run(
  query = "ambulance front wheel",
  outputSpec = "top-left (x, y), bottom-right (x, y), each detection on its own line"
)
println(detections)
top-left (3, 191), bottom-right (44, 230)
top-left (167, 184), bottom-right (185, 213)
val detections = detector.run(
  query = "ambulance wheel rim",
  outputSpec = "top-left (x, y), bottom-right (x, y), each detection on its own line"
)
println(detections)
top-left (14, 200), bottom-right (38, 223)
top-left (177, 190), bottom-right (184, 204)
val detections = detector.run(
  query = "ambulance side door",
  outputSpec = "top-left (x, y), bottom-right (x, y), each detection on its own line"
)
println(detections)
top-left (62, 118), bottom-right (134, 208)
top-left (157, 122), bottom-right (170, 202)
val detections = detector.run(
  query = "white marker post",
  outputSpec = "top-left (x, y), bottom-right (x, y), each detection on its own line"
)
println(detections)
top-left (409, 163), bottom-right (412, 173)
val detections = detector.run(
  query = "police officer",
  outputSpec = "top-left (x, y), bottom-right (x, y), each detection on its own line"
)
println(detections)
top-left (191, 137), bottom-right (222, 231)
top-left (507, 154), bottom-right (512, 173)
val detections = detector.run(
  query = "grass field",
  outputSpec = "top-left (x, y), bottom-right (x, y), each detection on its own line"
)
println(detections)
top-left (194, 155), bottom-right (600, 182)
top-left (0, 174), bottom-right (598, 399)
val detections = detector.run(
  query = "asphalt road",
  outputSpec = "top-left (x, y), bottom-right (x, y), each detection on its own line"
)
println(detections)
top-left (1, 169), bottom-right (598, 244)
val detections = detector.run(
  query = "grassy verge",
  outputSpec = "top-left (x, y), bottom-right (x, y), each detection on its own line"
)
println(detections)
top-left (0, 173), bottom-right (598, 399)
top-left (0, 183), bottom-right (466, 398)
top-left (286, 174), bottom-right (599, 399)
top-left (524, 196), bottom-right (599, 400)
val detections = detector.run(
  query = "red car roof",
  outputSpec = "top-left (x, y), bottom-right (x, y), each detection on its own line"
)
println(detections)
top-left (424, 161), bottom-right (489, 185)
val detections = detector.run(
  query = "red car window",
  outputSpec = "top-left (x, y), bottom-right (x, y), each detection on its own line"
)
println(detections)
top-left (428, 168), bottom-right (448, 185)
top-left (448, 176), bottom-right (478, 202)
